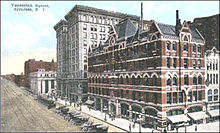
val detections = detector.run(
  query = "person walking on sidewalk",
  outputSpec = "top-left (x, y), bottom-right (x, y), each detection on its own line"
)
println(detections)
top-left (129, 123), bottom-right (131, 132)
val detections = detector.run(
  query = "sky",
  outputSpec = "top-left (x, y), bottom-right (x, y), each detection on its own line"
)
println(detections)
top-left (1, 1), bottom-right (219, 75)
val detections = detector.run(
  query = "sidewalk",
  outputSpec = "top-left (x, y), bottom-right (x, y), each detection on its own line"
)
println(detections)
top-left (56, 98), bottom-right (159, 132)
top-left (55, 98), bottom-right (219, 132)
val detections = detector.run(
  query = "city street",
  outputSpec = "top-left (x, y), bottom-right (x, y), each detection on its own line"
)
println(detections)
top-left (0, 78), bottom-right (80, 132)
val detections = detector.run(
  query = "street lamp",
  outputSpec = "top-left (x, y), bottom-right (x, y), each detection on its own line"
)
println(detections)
top-left (79, 99), bottom-right (82, 111)
top-left (103, 105), bottom-right (107, 121)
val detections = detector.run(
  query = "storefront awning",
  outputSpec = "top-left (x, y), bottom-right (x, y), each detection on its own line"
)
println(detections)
top-left (85, 100), bottom-right (94, 105)
top-left (167, 114), bottom-right (190, 123)
top-left (208, 110), bottom-right (219, 117)
top-left (188, 111), bottom-right (209, 121)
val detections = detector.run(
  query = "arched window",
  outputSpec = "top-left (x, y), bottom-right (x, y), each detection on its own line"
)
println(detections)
top-left (166, 41), bottom-right (171, 50)
top-left (184, 74), bottom-right (189, 85)
top-left (208, 89), bottom-right (212, 101)
top-left (214, 89), bottom-right (218, 95)
top-left (132, 76), bottom-right (135, 85)
top-left (144, 76), bottom-right (148, 86)
top-left (193, 76), bottom-right (197, 85)
top-left (119, 76), bottom-right (123, 84)
top-left (126, 76), bottom-right (129, 85)
top-left (167, 78), bottom-right (171, 86)
top-left (198, 75), bottom-right (202, 84)
top-left (152, 75), bottom-right (157, 86)
top-left (173, 76), bottom-right (177, 86)
top-left (137, 76), bottom-right (141, 85)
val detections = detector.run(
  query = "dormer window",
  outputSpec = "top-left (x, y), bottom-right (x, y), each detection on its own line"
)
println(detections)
top-left (166, 41), bottom-right (171, 51)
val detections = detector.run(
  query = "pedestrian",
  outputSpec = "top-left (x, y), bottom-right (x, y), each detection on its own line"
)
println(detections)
top-left (129, 123), bottom-right (131, 132)
top-left (195, 124), bottom-right (197, 131)
top-left (152, 129), bottom-right (154, 133)
top-left (163, 128), bottom-right (167, 133)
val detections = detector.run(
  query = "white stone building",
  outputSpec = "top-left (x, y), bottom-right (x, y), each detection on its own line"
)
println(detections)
top-left (54, 5), bottom-right (139, 103)
top-left (205, 47), bottom-right (219, 112)
top-left (29, 69), bottom-right (56, 96)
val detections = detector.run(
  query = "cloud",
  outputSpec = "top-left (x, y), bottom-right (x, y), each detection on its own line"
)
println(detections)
top-left (2, 22), bottom-right (39, 54)
top-left (1, 48), bottom-right (56, 75)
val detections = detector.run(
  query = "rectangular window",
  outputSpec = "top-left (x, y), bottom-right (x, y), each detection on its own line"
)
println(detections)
top-left (126, 90), bottom-right (129, 99)
top-left (173, 92), bottom-right (177, 103)
top-left (172, 42), bottom-right (176, 51)
top-left (132, 91), bottom-right (135, 100)
top-left (184, 58), bottom-right (188, 68)
top-left (193, 60), bottom-right (196, 69)
top-left (197, 45), bottom-right (201, 53)
top-left (183, 43), bottom-right (188, 51)
top-left (213, 74), bottom-right (216, 84)
top-left (179, 92), bottom-right (183, 103)
top-left (83, 24), bottom-right (87, 30)
top-left (214, 95), bottom-right (218, 101)
top-left (83, 32), bottom-right (87, 39)
top-left (167, 93), bottom-right (171, 104)
top-left (208, 95), bottom-right (212, 101)
top-left (173, 58), bottom-right (177, 68)
top-left (193, 91), bottom-right (197, 101)
top-left (167, 57), bottom-right (170, 68)
top-left (145, 92), bottom-right (148, 102)
top-left (216, 63), bottom-right (218, 70)
top-left (216, 74), bottom-right (218, 84)
top-left (198, 91), bottom-right (202, 101)
top-left (192, 44), bottom-right (196, 52)
top-left (166, 42), bottom-right (170, 50)
top-left (121, 90), bottom-right (124, 98)
top-left (198, 60), bottom-right (201, 69)
top-left (188, 91), bottom-right (192, 102)
top-left (210, 74), bottom-right (212, 84)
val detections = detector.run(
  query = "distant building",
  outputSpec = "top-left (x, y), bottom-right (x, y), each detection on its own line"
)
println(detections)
top-left (24, 59), bottom-right (56, 88)
top-left (88, 10), bottom-right (207, 130)
top-left (54, 5), bottom-right (140, 102)
top-left (29, 69), bottom-right (56, 96)
top-left (205, 47), bottom-right (219, 112)
top-left (3, 73), bottom-right (25, 87)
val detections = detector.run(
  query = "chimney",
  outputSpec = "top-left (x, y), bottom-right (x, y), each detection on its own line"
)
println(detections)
top-left (141, 2), bottom-right (143, 30)
top-left (175, 10), bottom-right (180, 35)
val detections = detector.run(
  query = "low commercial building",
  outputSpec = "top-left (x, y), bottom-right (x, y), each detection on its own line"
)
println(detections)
top-left (205, 47), bottom-right (219, 121)
top-left (29, 69), bottom-right (56, 96)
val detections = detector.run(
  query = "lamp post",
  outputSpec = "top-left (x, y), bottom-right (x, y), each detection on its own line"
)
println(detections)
top-left (103, 105), bottom-right (107, 121)
top-left (79, 99), bottom-right (82, 111)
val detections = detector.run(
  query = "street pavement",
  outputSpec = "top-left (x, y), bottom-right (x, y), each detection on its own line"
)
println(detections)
top-left (1, 78), bottom-right (80, 132)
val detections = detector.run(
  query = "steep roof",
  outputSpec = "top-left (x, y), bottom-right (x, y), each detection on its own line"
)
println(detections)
top-left (115, 19), bottom-right (138, 39)
top-left (157, 22), bottom-right (204, 41)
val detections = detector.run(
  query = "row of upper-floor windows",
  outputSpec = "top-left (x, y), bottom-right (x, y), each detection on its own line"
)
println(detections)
top-left (39, 73), bottom-right (56, 77)
top-left (166, 58), bottom-right (202, 69)
top-left (166, 41), bottom-right (202, 53)
top-left (167, 90), bottom-right (203, 104)
top-left (89, 75), bottom-right (158, 86)
top-left (206, 62), bottom-right (218, 70)
top-left (166, 75), bottom-right (203, 86)
top-left (83, 24), bottom-right (111, 33)
top-left (80, 14), bottom-right (121, 25)
top-left (207, 73), bottom-right (219, 85)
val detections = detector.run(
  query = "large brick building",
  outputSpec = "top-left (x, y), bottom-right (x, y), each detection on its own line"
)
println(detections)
top-left (88, 10), bottom-right (207, 130)
top-left (24, 59), bottom-right (56, 88)
top-left (54, 5), bottom-right (139, 103)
